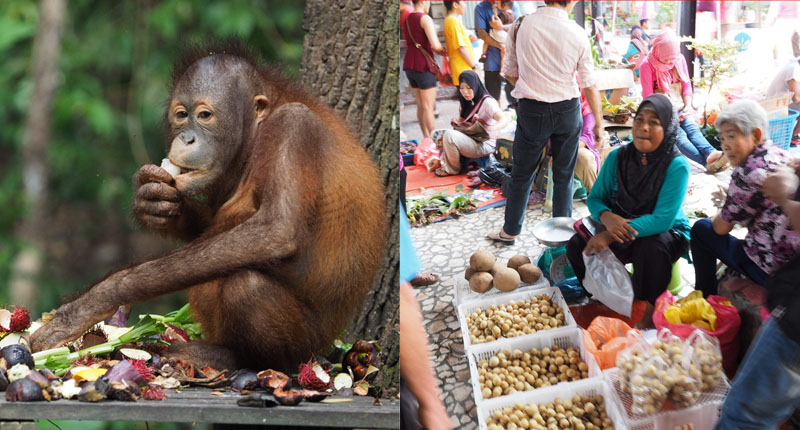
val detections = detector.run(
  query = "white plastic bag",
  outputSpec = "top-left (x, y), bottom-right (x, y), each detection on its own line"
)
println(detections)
top-left (582, 248), bottom-right (634, 317)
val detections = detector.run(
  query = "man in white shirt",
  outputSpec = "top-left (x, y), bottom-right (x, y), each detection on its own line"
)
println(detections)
top-left (487, 0), bottom-right (605, 244)
top-left (766, 59), bottom-right (800, 140)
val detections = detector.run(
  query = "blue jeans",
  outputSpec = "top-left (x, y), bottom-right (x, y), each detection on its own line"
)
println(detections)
top-left (690, 218), bottom-right (768, 296)
top-left (716, 319), bottom-right (800, 430)
top-left (676, 118), bottom-right (716, 166)
top-left (503, 98), bottom-right (581, 235)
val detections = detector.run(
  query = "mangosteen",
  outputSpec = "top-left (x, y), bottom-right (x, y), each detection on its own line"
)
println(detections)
top-left (231, 369), bottom-right (259, 392)
top-left (0, 344), bottom-right (34, 370)
top-left (6, 378), bottom-right (45, 402)
top-left (257, 369), bottom-right (289, 394)
top-left (352, 365), bottom-right (368, 381)
top-left (273, 388), bottom-right (304, 406)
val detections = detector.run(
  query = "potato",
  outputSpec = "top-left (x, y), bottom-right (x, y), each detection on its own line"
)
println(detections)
top-left (518, 263), bottom-right (542, 284)
top-left (494, 268), bottom-right (521, 292)
top-left (507, 254), bottom-right (531, 270)
top-left (464, 266), bottom-right (476, 281)
top-left (469, 272), bottom-right (494, 293)
top-left (470, 250), bottom-right (496, 272)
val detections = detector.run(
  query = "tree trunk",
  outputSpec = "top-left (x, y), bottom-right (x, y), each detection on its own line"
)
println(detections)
top-left (9, 0), bottom-right (67, 310)
top-left (300, 0), bottom-right (400, 396)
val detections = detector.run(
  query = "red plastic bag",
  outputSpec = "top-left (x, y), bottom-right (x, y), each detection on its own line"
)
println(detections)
top-left (439, 55), bottom-right (453, 87)
top-left (581, 316), bottom-right (642, 370)
top-left (413, 137), bottom-right (439, 168)
top-left (653, 290), bottom-right (741, 375)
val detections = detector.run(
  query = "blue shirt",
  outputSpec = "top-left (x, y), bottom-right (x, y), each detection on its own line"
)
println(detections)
top-left (587, 147), bottom-right (691, 241)
top-left (475, 0), bottom-right (501, 71)
top-left (400, 205), bottom-right (421, 283)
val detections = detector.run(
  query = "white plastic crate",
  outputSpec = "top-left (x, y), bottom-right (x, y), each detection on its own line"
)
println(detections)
top-left (604, 367), bottom-right (730, 430)
top-left (477, 377), bottom-right (629, 430)
top-left (452, 273), bottom-right (551, 307)
top-left (458, 287), bottom-right (577, 352)
top-left (468, 327), bottom-right (602, 407)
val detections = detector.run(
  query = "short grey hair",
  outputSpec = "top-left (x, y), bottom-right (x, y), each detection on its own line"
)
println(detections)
top-left (715, 99), bottom-right (770, 143)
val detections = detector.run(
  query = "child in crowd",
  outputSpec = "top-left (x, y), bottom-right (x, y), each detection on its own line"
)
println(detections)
top-left (479, 1), bottom-right (515, 66)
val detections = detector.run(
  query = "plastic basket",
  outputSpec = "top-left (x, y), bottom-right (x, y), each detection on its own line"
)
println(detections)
top-left (768, 109), bottom-right (799, 150)
top-left (467, 327), bottom-right (602, 407)
top-left (604, 367), bottom-right (730, 430)
top-left (453, 274), bottom-right (550, 308)
top-left (458, 287), bottom-right (577, 352)
top-left (477, 377), bottom-right (629, 430)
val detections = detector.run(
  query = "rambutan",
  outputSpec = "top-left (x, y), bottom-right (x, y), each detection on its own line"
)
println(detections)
top-left (141, 385), bottom-right (167, 401)
top-left (9, 307), bottom-right (30, 333)
top-left (297, 358), bottom-right (332, 391)
top-left (130, 359), bottom-right (155, 382)
top-left (161, 324), bottom-right (189, 343)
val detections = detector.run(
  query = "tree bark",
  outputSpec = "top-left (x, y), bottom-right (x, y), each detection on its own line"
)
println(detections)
top-left (10, 0), bottom-right (67, 310)
top-left (300, 0), bottom-right (400, 396)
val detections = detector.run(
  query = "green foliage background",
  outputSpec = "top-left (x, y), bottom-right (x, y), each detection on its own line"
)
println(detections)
top-left (0, 0), bottom-right (305, 317)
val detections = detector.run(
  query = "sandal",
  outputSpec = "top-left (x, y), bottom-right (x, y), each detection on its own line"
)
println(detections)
top-left (434, 168), bottom-right (451, 177)
top-left (411, 272), bottom-right (439, 287)
top-left (486, 230), bottom-right (516, 245)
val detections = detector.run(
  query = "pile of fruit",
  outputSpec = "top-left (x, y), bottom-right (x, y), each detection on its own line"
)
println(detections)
top-left (485, 394), bottom-right (617, 430)
top-left (477, 346), bottom-right (591, 399)
top-left (0, 305), bottom-right (382, 406)
top-left (466, 250), bottom-right (542, 294)
top-left (465, 295), bottom-right (566, 345)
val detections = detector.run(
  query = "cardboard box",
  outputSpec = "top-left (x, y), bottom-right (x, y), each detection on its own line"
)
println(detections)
top-left (594, 69), bottom-right (635, 104)
top-left (758, 92), bottom-right (793, 119)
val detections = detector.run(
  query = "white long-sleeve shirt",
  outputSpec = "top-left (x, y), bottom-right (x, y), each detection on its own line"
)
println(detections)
top-left (502, 7), bottom-right (597, 103)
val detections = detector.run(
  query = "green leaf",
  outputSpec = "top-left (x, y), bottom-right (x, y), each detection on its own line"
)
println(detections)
top-left (455, 184), bottom-right (464, 192)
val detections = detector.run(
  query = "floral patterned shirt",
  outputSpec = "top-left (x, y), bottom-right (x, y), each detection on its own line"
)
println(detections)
top-left (721, 142), bottom-right (800, 275)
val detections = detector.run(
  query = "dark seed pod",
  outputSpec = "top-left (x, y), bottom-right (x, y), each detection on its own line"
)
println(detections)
top-left (302, 389), bottom-right (330, 402)
top-left (6, 378), bottom-right (45, 402)
top-left (231, 369), bottom-right (259, 392)
top-left (352, 365), bottom-right (368, 381)
top-left (26, 371), bottom-right (50, 388)
top-left (109, 380), bottom-right (141, 402)
top-left (0, 345), bottom-right (34, 370)
top-left (237, 393), bottom-right (278, 408)
top-left (273, 388), bottom-right (304, 406)
top-left (78, 377), bottom-right (110, 402)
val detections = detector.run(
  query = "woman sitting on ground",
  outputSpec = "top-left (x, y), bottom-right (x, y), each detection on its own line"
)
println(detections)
top-left (566, 94), bottom-right (691, 324)
top-left (640, 29), bottom-right (725, 172)
top-left (433, 71), bottom-right (509, 177)
top-left (690, 100), bottom-right (800, 297)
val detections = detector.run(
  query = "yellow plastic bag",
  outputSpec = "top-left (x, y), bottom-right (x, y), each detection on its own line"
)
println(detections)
top-left (663, 290), bottom-right (717, 331)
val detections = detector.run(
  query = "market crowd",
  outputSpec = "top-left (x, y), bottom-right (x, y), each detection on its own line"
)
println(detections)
top-left (401, 1), bottom-right (800, 429)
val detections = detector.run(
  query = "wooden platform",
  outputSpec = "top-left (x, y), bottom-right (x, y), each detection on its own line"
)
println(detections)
top-left (0, 388), bottom-right (400, 429)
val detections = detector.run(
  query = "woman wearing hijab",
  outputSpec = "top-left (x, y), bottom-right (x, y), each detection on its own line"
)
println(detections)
top-left (640, 29), bottom-right (726, 172)
top-left (566, 94), bottom-right (691, 325)
top-left (624, 25), bottom-right (648, 77)
top-left (433, 70), bottom-right (509, 177)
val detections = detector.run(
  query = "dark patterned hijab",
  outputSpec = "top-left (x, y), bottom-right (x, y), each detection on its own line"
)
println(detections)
top-left (616, 94), bottom-right (682, 218)
top-left (458, 70), bottom-right (491, 120)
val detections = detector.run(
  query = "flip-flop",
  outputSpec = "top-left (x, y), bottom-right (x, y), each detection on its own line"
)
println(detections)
top-left (486, 231), bottom-right (516, 245)
top-left (411, 272), bottom-right (439, 287)
top-left (743, 284), bottom-right (767, 306)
